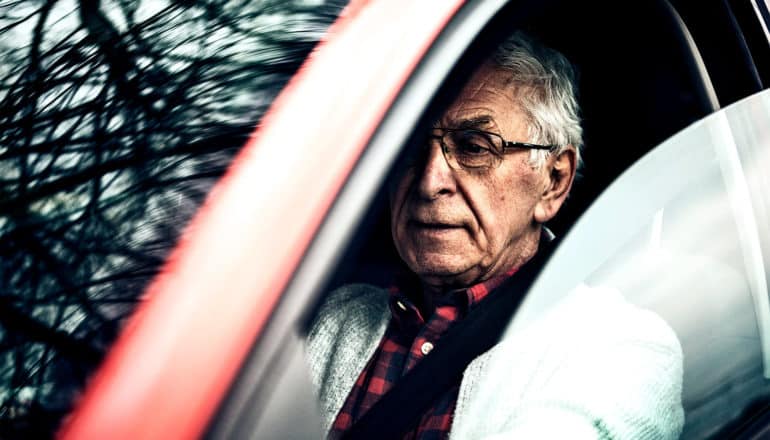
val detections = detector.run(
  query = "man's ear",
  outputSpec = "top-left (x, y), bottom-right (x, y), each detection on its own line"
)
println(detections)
top-left (534, 145), bottom-right (577, 223)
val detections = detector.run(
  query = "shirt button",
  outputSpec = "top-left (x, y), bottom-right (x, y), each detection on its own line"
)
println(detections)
top-left (421, 341), bottom-right (434, 356)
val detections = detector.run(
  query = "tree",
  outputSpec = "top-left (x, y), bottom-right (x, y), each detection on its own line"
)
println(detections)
top-left (0, 0), bottom-right (345, 436)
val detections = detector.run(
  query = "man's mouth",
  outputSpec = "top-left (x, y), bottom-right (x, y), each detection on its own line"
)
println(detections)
top-left (409, 220), bottom-right (463, 232)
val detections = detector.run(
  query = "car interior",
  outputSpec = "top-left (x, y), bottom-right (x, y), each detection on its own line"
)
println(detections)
top-left (207, 0), bottom-right (770, 438)
top-left (333, 0), bottom-right (753, 289)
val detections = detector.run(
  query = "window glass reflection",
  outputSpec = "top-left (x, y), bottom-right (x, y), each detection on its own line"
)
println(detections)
top-left (477, 89), bottom-right (770, 439)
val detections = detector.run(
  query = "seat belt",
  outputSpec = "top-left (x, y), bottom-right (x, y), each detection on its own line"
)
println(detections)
top-left (340, 237), bottom-right (559, 440)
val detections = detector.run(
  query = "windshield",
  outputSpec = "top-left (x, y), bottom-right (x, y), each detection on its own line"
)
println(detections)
top-left (469, 88), bottom-right (770, 439)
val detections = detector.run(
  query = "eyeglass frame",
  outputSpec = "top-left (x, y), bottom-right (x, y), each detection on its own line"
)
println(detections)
top-left (423, 127), bottom-right (558, 171)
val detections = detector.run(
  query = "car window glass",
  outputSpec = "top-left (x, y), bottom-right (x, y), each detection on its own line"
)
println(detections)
top-left (299, 3), bottom-right (743, 438)
top-left (467, 89), bottom-right (770, 439)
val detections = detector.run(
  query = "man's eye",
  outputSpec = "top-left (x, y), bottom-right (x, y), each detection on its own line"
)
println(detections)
top-left (454, 139), bottom-right (494, 169)
top-left (457, 142), bottom-right (489, 155)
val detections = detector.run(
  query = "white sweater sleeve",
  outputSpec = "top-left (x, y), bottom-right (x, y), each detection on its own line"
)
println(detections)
top-left (450, 284), bottom-right (684, 440)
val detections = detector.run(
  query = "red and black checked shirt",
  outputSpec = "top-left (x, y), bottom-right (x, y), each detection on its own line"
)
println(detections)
top-left (329, 268), bottom-right (518, 440)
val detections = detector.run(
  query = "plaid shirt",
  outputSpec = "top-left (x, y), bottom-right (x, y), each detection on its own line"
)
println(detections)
top-left (329, 269), bottom-right (517, 440)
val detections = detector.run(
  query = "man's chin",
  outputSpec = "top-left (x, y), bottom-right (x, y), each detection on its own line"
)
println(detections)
top-left (410, 257), bottom-right (466, 275)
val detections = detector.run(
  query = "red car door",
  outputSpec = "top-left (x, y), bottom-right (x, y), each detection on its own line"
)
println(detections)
top-left (59, 1), bottom-right (466, 438)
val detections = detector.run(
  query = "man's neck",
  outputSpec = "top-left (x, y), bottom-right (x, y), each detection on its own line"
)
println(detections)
top-left (417, 226), bottom-right (555, 315)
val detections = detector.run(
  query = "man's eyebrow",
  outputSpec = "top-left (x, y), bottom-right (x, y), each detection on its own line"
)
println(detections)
top-left (453, 116), bottom-right (494, 129)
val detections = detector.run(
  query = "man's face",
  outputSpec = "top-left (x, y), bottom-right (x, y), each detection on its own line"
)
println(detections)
top-left (390, 62), bottom-right (554, 292)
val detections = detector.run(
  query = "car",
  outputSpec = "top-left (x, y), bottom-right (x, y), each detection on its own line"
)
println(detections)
top-left (23, 0), bottom-right (770, 438)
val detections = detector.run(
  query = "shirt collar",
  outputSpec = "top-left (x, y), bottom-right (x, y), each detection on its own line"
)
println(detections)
top-left (465, 266), bottom-right (519, 308)
top-left (388, 265), bottom-right (520, 328)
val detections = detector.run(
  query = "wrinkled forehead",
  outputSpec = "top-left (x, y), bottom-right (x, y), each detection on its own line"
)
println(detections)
top-left (438, 62), bottom-right (525, 132)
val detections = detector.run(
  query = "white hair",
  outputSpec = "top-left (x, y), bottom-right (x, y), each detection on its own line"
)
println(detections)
top-left (491, 31), bottom-right (583, 169)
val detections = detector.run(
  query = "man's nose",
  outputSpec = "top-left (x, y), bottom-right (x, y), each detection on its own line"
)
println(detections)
top-left (415, 140), bottom-right (457, 199)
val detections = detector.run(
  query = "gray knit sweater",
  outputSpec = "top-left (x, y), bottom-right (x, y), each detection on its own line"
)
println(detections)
top-left (306, 283), bottom-right (684, 439)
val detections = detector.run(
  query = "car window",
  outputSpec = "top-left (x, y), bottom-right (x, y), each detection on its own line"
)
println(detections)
top-left (467, 88), bottom-right (770, 439)
top-left (290, 0), bottom-right (770, 436)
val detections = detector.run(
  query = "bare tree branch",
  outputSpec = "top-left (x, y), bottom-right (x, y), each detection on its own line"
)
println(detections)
top-left (0, 0), bottom-right (346, 435)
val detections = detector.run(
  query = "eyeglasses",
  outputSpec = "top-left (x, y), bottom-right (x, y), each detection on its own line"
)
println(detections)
top-left (409, 127), bottom-right (556, 171)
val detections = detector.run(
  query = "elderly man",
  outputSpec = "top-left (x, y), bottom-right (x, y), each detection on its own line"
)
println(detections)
top-left (307, 31), bottom-right (683, 439)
